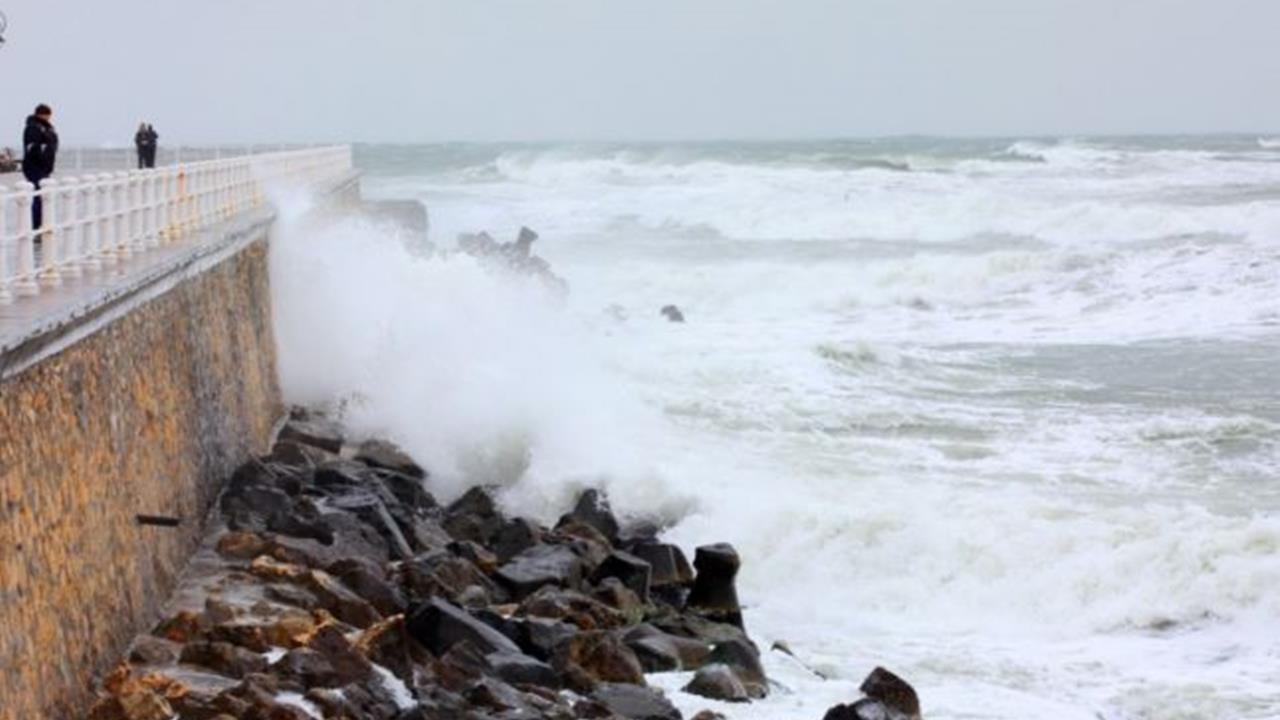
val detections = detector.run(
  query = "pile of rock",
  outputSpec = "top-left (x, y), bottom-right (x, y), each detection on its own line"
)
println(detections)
top-left (88, 410), bottom-right (768, 720)
top-left (456, 226), bottom-right (569, 296)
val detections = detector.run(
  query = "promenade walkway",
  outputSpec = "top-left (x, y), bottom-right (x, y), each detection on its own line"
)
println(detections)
top-left (0, 146), bottom-right (355, 373)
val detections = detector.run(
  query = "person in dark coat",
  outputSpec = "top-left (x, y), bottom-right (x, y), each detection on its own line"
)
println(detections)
top-left (144, 124), bottom-right (159, 168)
top-left (21, 104), bottom-right (58, 231)
top-left (134, 122), bottom-right (159, 168)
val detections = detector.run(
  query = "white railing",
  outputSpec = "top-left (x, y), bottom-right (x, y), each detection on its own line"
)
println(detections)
top-left (0, 145), bottom-right (352, 304)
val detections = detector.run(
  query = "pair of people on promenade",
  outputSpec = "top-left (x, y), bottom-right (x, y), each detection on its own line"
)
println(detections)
top-left (135, 122), bottom-right (159, 168)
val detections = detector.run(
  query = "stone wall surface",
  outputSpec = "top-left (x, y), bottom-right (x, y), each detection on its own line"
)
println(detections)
top-left (0, 234), bottom-right (282, 720)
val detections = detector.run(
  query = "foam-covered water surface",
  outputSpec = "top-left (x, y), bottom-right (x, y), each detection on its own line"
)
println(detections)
top-left (276, 137), bottom-right (1280, 719)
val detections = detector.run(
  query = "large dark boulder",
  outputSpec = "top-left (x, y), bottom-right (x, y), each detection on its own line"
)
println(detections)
top-left (492, 517), bottom-right (544, 563)
top-left (406, 597), bottom-right (522, 656)
top-left (682, 663), bottom-right (749, 703)
top-left (629, 542), bottom-right (693, 607)
top-left (684, 543), bottom-right (742, 628)
top-left (496, 544), bottom-right (585, 599)
top-left (707, 638), bottom-right (766, 699)
top-left (590, 683), bottom-right (682, 720)
top-left (592, 550), bottom-right (652, 604)
top-left (860, 666), bottom-right (921, 719)
top-left (443, 486), bottom-right (505, 544)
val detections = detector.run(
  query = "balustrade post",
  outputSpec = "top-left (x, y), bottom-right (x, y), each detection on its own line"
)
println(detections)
top-left (113, 172), bottom-right (131, 260)
top-left (0, 195), bottom-right (10, 304)
top-left (38, 179), bottom-right (61, 286)
top-left (60, 178), bottom-right (82, 278)
top-left (80, 177), bottom-right (102, 271)
top-left (13, 182), bottom-right (38, 296)
top-left (158, 168), bottom-right (174, 243)
top-left (145, 172), bottom-right (160, 248)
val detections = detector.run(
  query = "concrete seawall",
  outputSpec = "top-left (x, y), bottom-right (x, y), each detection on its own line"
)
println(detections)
top-left (0, 173), bottom-right (359, 719)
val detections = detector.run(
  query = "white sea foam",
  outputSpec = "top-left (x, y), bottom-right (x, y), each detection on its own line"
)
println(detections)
top-left (275, 139), bottom-right (1280, 719)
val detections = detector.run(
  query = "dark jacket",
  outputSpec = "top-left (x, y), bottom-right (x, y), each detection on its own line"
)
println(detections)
top-left (22, 114), bottom-right (58, 180)
top-left (135, 126), bottom-right (158, 149)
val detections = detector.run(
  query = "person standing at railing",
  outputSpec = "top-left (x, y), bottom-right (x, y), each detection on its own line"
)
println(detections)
top-left (134, 122), bottom-right (159, 168)
top-left (21, 104), bottom-right (58, 231)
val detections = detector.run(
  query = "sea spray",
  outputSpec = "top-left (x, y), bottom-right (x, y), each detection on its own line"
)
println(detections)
top-left (269, 200), bottom-right (693, 526)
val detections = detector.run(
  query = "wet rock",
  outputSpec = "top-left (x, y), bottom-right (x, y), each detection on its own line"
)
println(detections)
top-left (278, 416), bottom-right (345, 454)
top-left (707, 638), bottom-right (766, 699)
top-left (356, 615), bottom-right (422, 684)
top-left (443, 486), bottom-right (505, 544)
top-left (629, 542), bottom-right (693, 607)
top-left (552, 631), bottom-right (646, 688)
top-left (823, 699), bottom-right (896, 720)
top-left (356, 438), bottom-right (426, 478)
top-left (330, 492), bottom-right (415, 560)
top-left (690, 712), bottom-right (725, 720)
top-left (407, 597), bottom-right (523, 656)
top-left (307, 623), bottom-right (376, 684)
top-left (496, 544), bottom-right (585, 600)
top-left (593, 550), bottom-right (652, 604)
top-left (127, 635), bottom-right (180, 666)
top-left (684, 543), bottom-right (742, 628)
top-left (204, 598), bottom-right (239, 625)
top-left (265, 583), bottom-right (319, 611)
top-left (651, 610), bottom-right (750, 648)
top-left (590, 683), bottom-right (682, 720)
top-left (406, 515), bottom-right (454, 553)
top-left (266, 439), bottom-right (334, 469)
top-left (557, 523), bottom-right (615, 571)
top-left (215, 530), bottom-right (271, 560)
top-left (208, 620), bottom-right (271, 652)
top-left (486, 650), bottom-right (560, 689)
top-left (518, 586), bottom-right (626, 630)
top-left (493, 517), bottom-right (544, 563)
top-left (623, 625), bottom-right (710, 673)
top-left (660, 305), bottom-right (685, 323)
top-left (180, 641), bottom-right (268, 678)
top-left (273, 647), bottom-right (345, 687)
top-left (860, 666), bottom-right (921, 719)
top-left (594, 577), bottom-right (645, 621)
top-left (398, 551), bottom-right (502, 604)
top-left (261, 558), bottom-right (382, 625)
top-left (328, 556), bottom-right (407, 616)
top-left (376, 469), bottom-right (437, 513)
top-left (558, 489), bottom-right (620, 543)
top-left (263, 611), bottom-right (317, 648)
top-left (449, 540), bottom-right (500, 574)
top-left (683, 663), bottom-right (749, 703)
top-left (512, 617), bottom-right (580, 661)
top-left (432, 640), bottom-right (492, 692)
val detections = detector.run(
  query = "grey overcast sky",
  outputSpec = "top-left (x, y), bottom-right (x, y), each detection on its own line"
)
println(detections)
top-left (1, 0), bottom-right (1277, 145)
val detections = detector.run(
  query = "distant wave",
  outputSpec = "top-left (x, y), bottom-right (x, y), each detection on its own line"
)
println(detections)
top-left (1259, 137), bottom-right (1280, 149)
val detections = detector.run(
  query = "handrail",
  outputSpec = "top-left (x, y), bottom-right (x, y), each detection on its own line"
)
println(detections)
top-left (0, 145), bottom-right (352, 304)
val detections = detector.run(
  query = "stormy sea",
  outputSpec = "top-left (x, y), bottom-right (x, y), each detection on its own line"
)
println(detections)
top-left (270, 137), bottom-right (1280, 720)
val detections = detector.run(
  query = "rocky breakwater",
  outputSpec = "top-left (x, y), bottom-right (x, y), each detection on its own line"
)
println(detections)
top-left (86, 410), bottom-right (771, 720)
